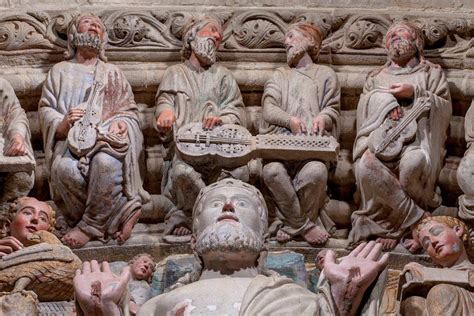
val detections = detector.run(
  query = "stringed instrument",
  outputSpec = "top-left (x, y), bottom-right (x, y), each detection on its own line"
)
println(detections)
top-left (175, 123), bottom-right (339, 169)
top-left (67, 81), bottom-right (104, 157)
top-left (368, 97), bottom-right (430, 162)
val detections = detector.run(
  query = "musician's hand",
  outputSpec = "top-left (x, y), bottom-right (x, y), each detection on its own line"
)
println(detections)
top-left (56, 107), bottom-right (86, 139)
top-left (289, 117), bottom-right (307, 135)
top-left (388, 83), bottom-right (414, 100)
top-left (402, 262), bottom-right (425, 281)
top-left (202, 116), bottom-right (223, 130)
top-left (0, 236), bottom-right (23, 258)
top-left (388, 106), bottom-right (402, 120)
top-left (312, 115), bottom-right (330, 135)
top-left (109, 120), bottom-right (128, 139)
top-left (156, 109), bottom-right (176, 131)
top-left (4, 133), bottom-right (27, 156)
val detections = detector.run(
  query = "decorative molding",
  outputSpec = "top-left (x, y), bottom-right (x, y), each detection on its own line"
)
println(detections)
top-left (0, 9), bottom-right (472, 67)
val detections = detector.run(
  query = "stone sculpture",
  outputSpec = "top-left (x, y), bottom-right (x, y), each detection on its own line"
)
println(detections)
top-left (400, 216), bottom-right (473, 315)
top-left (350, 21), bottom-right (452, 250)
top-left (0, 78), bottom-right (35, 213)
top-left (260, 22), bottom-right (341, 245)
top-left (128, 253), bottom-right (155, 315)
top-left (154, 16), bottom-right (246, 237)
top-left (0, 197), bottom-right (81, 303)
top-left (457, 101), bottom-right (474, 231)
top-left (38, 13), bottom-right (149, 248)
top-left (73, 179), bottom-right (389, 315)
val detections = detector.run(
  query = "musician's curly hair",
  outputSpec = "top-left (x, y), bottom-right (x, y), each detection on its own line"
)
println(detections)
top-left (414, 216), bottom-right (470, 247)
top-left (128, 253), bottom-right (156, 282)
top-left (181, 17), bottom-right (222, 61)
top-left (287, 22), bottom-right (323, 62)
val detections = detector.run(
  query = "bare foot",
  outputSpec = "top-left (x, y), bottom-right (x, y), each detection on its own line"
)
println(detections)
top-left (172, 226), bottom-right (192, 236)
top-left (403, 238), bottom-right (421, 253)
top-left (276, 229), bottom-right (291, 243)
top-left (115, 209), bottom-right (141, 245)
top-left (376, 238), bottom-right (398, 251)
top-left (62, 227), bottom-right (91, 249)
top-left (303, 226), bottom-right (329, 245)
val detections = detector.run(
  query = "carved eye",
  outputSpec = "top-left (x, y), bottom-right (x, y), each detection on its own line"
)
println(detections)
top-left (211, 201), bottom-right (224, 208)
top-left (235, 200), bottom-right (248, 208)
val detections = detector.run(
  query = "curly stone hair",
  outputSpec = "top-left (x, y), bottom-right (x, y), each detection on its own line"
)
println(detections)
top-left (180, 16), bottom-right (222, 61)
top-left (385, 20), bottom-right (425, 60)
top-left (287, 22), bottom-right (323, 62)
top-left (415, 216), bottom-right (470, 247)
top-left (0, 197), bottom-right (56, 238)
top-left (64, 13), bottom-right (108, 62)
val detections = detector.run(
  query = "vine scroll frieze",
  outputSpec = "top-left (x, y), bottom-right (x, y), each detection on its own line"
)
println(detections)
top-left (0, 9), bottom-right (472, 67)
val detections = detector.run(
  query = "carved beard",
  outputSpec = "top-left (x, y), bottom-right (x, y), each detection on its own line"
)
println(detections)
top-left (387, 38), bottom-right (417, 63)
top-left (190, 36), bottom-right (217, 66)
top-left (195, 221), bottom-right (264, 256)
top-left (74, 32), bottom-right (102, 53)
top-left (286, 42), bottom-right (307, 67)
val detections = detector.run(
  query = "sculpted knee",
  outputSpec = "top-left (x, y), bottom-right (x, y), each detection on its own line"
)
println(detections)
top-left (262, 163), bottom-right (286, 183)
top-left (172, 163), bottom-right (195, 183)
top-left (302, 161), bottom-right (327, 183)
top-left (457, 150), bottom-right (474, 194)
top-left (92, 152), bottom-right (121, 172)
top-left (425, 284), bottom-right (458, 315)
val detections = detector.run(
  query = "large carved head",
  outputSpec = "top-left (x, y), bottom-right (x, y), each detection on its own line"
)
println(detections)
top-left (4, 197), bottom-right (55, 244)
top-left (191, 179), bottom-right (268, 271)
top-left (415, 216), bottom-right (469, 267)
top-left (128, 253), bottom-right (156, 282)
top-left (181, 17), bottom-right (223, 67)
top-left (385, 21), bottom-right (424, 65)
top-left (285, 22), bottom-right (323, 67)
top-left (65, 13), bottom-right (108, 62)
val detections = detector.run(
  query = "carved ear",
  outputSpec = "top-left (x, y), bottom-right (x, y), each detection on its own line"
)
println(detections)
top-left (453, 225), bottom-right (465, 238)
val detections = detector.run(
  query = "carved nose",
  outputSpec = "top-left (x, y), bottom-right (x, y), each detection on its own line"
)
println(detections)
top-left (222, 201), bottom-right (235, 213)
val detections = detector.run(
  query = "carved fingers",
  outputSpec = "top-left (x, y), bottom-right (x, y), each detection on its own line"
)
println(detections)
top-left (388, 83), bottom-right (414, 99)
top-left (156, 109), bottom-right (176, 131)
top-left (388, 106), bottom-right (402, 120)
top-left (202, 116), bottom-right (223, 130)
top-left (4, 133), bottom-right (27, 156)
top-left (0, 236), bottom-right (23, 257)
top-left (67, 108), bottom-right (86, 124)
top-left (289, 116), bottom-right (307, 135)
top-left (108, 120), bottom-right (128, 138)
top-left (402, 262), bottom-right (425, 281)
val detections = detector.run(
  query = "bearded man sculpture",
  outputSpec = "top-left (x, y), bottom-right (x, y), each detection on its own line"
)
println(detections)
top-left (74, 179), bottom-right (389, 315)
top-left (350, 21), bottom-right (452, 250)
top-left (400, 216), bottom-right (473, 315)
top-left (39, 14), bottom-right (149, 248)
top-left (260, 22), bottom-right (341, 245)
top-left (154, 17), bottom-right (246, 237)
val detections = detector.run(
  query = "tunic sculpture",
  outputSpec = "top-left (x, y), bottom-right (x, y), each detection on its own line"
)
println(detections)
top-left (0, 78), bottom-right (34, 213)
top-left (154, 17), bottom-right (246, 237)
top-left (39, 14), bottom-right (148, 248)
top-left (73, 179), bottom-right (389, 316)
top-left (350, 21), bottom-right (452, 250)
top-left (457, 102), bottom-right (474, 231)
top-left (260, 22), bottom-right (341, 245)
top-left (400, 216), bottom-right (474, 315)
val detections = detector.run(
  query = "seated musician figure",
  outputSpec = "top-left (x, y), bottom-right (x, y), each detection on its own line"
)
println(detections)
top-left (259, 22), bottom-right (341, 245)
top-left (457, 101), bottom-right (474, 233)
top-left (154, 16), bottom-right (246, 238)
top-left (0, 78), bottom-right (34, 213)
top-left (400, 216), bottom-right (474, 315)
top-left (350, 21), bottom-right (452, 250)
top-left (73, 179), bottom-right (389, 316)
top-left (38, 13), bottom-right (149, 248)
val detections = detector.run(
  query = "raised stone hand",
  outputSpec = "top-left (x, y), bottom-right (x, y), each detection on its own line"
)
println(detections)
top-left (73, 260), bottom-right (130, 316)
top-left (55, 105), bottom-right (86, 139)
top-left (323, 241), bottom-right (389, 316)
top-left (4, 134), bottom-right (27, 156)
top-left (289, 116), bottom-right (307, 135)
top-left (402, 261), bottom-right (425, 281)
top-left (156, 109), bottom-right (176, 131)
top-left (108, 120), bottom-right (128, 139)
top-left (202, 116), bottom-right (223, 130)
top-left (387, 83), bottom-right (414, 100)
top-left (0, 236), bottom-right (23, 258)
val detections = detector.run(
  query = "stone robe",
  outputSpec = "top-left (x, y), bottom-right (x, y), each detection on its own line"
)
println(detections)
top-left (137, 274), bottom-right (336, 315)
top-left (457, 101), bottom-right (474, 228)
top-left (350, 62), bottom-right (452, 244)
top-left (0, 78), bottom-right (34, 211)
top-left (155, 61), bottom-right (245, 232)
top-left (401, 261), bottom-right (474, 316)
top-left (260, 64), bottom-right (340, 236)
top-left (39, 60), bottom-right (148, 241)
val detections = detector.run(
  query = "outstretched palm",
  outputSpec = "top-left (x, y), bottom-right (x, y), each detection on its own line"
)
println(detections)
top-left (323, 241), bottom-right (389, 316)
top-left (74, 260), bottom-right (131, 316)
